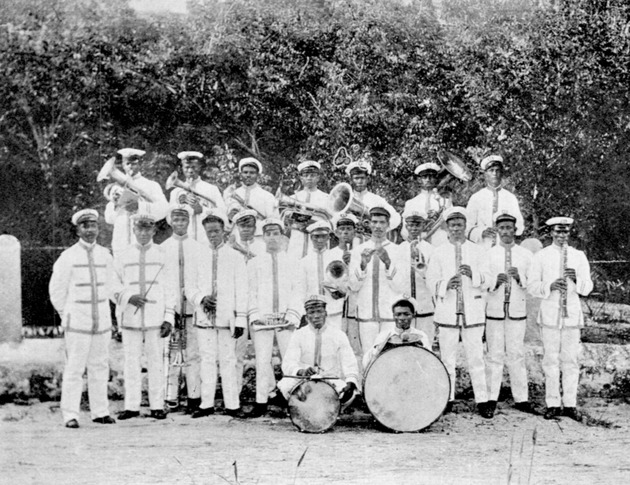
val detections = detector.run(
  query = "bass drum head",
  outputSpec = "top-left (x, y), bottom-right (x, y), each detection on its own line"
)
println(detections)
top-left (288, 380), bottom-right (340, 433)
top-left (363, 345), bottom-right (451, 432)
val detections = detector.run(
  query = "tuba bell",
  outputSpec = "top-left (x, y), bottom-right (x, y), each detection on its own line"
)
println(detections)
top-left (165, 171), bottom-right (218, 208)
top-left (97, 157), bottom-right (156, 203)
top-left (327, 183), bottom-right (370, 220)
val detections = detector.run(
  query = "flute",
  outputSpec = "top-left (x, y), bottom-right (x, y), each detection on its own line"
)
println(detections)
top-left (560, 243), bottom-right (569, 318)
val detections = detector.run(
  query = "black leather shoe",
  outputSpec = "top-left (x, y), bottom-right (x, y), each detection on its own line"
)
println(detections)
top-left (117, 410), bottom-right (140, 420)
top-left (443, 401), bottom-right (454, 415)
top-left (65, 419), bottom-right (80, 429)
top-left (487, 400), bottom-right (497, 414)
top-left (245, 403), bottom-right (268, 418)
top-left (544, 407), bottom-right (562, 420)
top-left (478, 402), bottom-right (494, 419)
top-left (562, 407), bottom-right (583, 422)
top-left (186, 398), bottom-right (202, 415)
top-left (514, 401), bottom-right (538, 415)
top-left (224, 408), bottom-right (246, 418)
top-left (150, 409), bottom-right (167, 420)
top-left (92, 416), bottom-right (116, 424)
top-left (191, 407), bottom-right (215, 419)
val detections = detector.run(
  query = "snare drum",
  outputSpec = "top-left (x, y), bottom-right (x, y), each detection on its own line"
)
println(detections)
top-left (363, 344), bottom-right (451, 432)
top-left (287, 379), bottom-right (340, 433)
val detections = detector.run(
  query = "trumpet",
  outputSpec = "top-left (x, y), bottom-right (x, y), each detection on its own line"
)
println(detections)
top-left (276, 189), bottom-right (333, 221)
top-left (410, 239), bottom-right (426, 271)
top-left (166, 171), bottom-right (218, 208)
top-left (97, 157), bottom-right (156, 203)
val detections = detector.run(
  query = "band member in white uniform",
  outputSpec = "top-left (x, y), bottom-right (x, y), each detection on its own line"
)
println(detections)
top-left (397, 208), bottom-right (436, 346)
top-left (403, 162), bottom-right (451, 246)
top-left (286, 160), bottom-right (330, 260)
top-left (114, 212), bottom-right (175, 421)
top-left (348, 206), bottom-right (403, 352)
top-left (225, 157), bottom-right (279, 235)
top-left (104, 148), bottom-right (168, 256)
top-left (277, 295), bottom-right (359, 406)
top-left (426, 207), bottom-right (494, 418)
top-left (466, 154), bottom-right (524, 249)
top-left (168, 151), bottom-right (226, 243)
top-left (480, 210), bottom-right (535, 415)
top-left (363, 296), bottom-right (431, 370)
top-left (528, 217), bottom-right (593, 421)
top-left (49, 209), bottom-right (119, 428)
top-left (230, 209), bottom-right (266, 393)
top-left (295, 220), bottom-right (348, 330)
top-left (159, 205), bottom-right (203, 413)
top-left (246, 218), bottom-right (301, 417)
top-left (185, 209), bottom-right (248, 418)
top-left (345, 160), bottom-right (402, 235)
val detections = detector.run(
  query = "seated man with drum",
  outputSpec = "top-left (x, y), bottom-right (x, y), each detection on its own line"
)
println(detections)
top-left (363, 296), bottom-right (431, 370)
top-left (278, 295), bottom-right (360, 432)
top-left (361, 296), bottom-right (451, 432)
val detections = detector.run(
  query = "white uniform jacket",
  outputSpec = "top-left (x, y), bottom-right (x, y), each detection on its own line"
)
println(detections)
top-left (482, 243), bottom-right (532, 320)
top-left (225, 183), bottom-right (279, 235)
top-left (49, 241), bottom-right (119, 335)
top-left (159, 234), bottom-right (206, 316)
top-left (295, 249), bottom-right (348, 320)
top-left (185, 242), bottom-right (248, 331)
top-left (247, 250), bottom-right (301, 328)
top-left (362, 327), bottom-right (430, 369)
top-left (354, 189), bottom-right (402, 232)
top-left (282, 324), bottom-right (360, 388)
top-left (348, 240), bottom-right (403, 323)
top-left (527, 244), bottom-right (593, 328)
top-left (104, 173), bottom-right (168, 253)
top-left (114, 242), bottom-right (175, 330)
top-left (426, 240), bottom-right (490, 328)
top-left (397, 240), bottom-right (435, 316)
top-left (169, 178), bottom-right (227, 243)
top-left (466, 187), bottom-right (524, 243)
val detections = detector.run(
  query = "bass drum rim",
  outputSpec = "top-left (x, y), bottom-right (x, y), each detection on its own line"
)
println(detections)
top-left (363, 344), bottom-right (451, 433)
top-left (287, 379), bottom-right (341, 434)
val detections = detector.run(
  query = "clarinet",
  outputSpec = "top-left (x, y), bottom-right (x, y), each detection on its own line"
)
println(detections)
top-left (504, 245), bottom-right (512, 316)
top-left (561, 243), bottom-right (569, 318)
top-left (455, 241), bottom-right (465, 324)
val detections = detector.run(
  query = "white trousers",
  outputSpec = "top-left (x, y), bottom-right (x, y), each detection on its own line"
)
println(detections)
top-left (485, 318), bottom-right (528, 402)
top-left (541, 326), bottom-right (581, 407)
top-left (165, 316), bottom-right (201, 401)
top-left (61, 331), bottom-right (111, 422)
top-left (196, 326), bottom-right (239, 410)
top-left (252, 328), bottom-right (294, 404)
top-left (439, 326), bottom-right (488, 403)
top-left (277, 377), bottom-right (346, 400)
top-left (358, 320), bottom-right (395, 354)
top-left (414, 315), bottom-right (435, 349)
top-left (344, 317), bottom-right (364, 373)
top-left (122, 329), bottom-right (164, 411)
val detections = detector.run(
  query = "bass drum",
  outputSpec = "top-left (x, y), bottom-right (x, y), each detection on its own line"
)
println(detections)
top-left (288, 379), bottom-right (340, 433)
top-left (363, 344), bottom-right (451, 432)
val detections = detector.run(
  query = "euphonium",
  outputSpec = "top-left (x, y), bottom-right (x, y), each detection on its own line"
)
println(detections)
top-left (166, 171), bottom-right (218, 208)
top-left (327, 183), bottom-right (370, 221)
top-left (276, 189), bottom-right (332, 221)
top-left (97, 157), bottom-right (156, 202)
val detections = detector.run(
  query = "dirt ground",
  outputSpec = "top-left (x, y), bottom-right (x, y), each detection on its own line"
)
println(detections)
top-left (2, 397), bottom-right (629, 485)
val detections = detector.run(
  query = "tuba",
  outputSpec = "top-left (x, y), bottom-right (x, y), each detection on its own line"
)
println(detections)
top-left (97, 157), bottom-right (156, 203)
top-left (166, 171), bottom-right (218, 208)
top-left (276, 189), bottom-right (333, 221)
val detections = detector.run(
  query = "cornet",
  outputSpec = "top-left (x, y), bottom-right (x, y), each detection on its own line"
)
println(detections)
top-left (165, 171), bottom-right (218, 208)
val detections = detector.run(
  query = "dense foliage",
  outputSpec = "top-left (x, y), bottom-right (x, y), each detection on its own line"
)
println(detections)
top-left (1, 0), bottom-right (629, 259)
